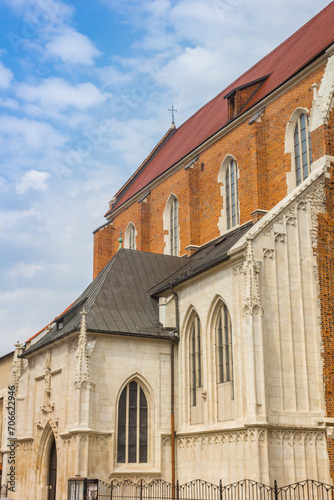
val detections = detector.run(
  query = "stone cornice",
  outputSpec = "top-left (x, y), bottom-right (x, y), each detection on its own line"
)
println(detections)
top-left (59, 428), bottom-right (112, 437)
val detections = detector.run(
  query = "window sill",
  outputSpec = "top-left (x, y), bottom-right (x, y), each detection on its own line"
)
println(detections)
top-left (110, 464), bottom-right (161, 477)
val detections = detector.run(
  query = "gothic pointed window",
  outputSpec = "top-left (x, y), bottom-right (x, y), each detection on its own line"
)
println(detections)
top-left (190, 314), bottom-right (202, 407)
top-left (170, 196), bottom-right (178, 256)
top-left (216, 303), bottom-right (233, 384)
top-left (124, 223), bottom-right (136, 250)
top-left (164, 195), bottom-right (179, 256)
top-left (225, 159), bottom-right (239, 230)
top-left (117, 380), bottom-right (148, 464)
top-left (294, 113), bottom-right (312, 186)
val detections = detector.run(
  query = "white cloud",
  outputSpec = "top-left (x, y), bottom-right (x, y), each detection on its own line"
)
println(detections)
top-left (107, 117), bottom-right (166, 166)
top-left (0, 287), bottom-right (78, 356)
top-left (158, 46), bottom-right (229, 111)
top-left (0, 208), bottom-right (37, 235)
top-left (10, 262), bottom-right (44, 279)
top-left (16, 169), bottom-right (50, 194)
top-left (45, 29), bottom-right (101, 65)
top-left (98, 64), bottom-right (134, 89)
top-left (16, 77), bottom-right (108, 111)
top-left (4, 0), bottom-right (74, 26)
top-left (0, 61), bottom-right (13, 88)
top-left (0, 98), bottom-right (20, 110)
top-left (0, 115), bottom-right (66, 152)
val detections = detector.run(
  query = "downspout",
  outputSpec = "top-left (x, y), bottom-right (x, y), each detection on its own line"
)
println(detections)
top-left (171, 340), bottom-right (176, 497)
top-left (170, 287), bottom-right (179, 495)
top-left (170, 287), bottom-right (180, 333)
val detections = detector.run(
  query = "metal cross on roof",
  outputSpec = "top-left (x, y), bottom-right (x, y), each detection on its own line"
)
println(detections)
top-left (169, 105), bottom-right (177, 126)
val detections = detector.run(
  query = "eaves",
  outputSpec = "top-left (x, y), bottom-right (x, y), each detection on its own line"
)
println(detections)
top-left (107, 48), bottom-right (330, 221)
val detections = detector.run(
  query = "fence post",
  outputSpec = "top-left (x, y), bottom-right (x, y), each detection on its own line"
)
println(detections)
top-left (110, 480), bottom-right (113, 500)
top-left (219, 480), bottom-right (223, 500)
top-left (83, 478), bottom-right (87, 500)
top-left (140, 479), bottom-right (143, 500)
top-left (274, 480), bottom-right (278, 500)
top-left (176, 479), bottom-right (179, 500)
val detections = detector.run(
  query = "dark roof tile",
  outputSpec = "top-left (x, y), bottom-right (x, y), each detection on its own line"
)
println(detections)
top-left (149, 222), bottom-right (252, 295)
top-left (24, 250), bottom-right (187, 355)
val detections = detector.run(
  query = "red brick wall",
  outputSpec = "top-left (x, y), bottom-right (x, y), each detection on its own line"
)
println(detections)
top-left (188, 161), bottom-right (200, 247)
top-left (316, 161), bottom-right (334, 482)
top-left (140, 196), bottom-right (151, 252)
top-left (93, 224), bottom-right (115, 279)
top-left (93, 62), bottom-right (328, 278)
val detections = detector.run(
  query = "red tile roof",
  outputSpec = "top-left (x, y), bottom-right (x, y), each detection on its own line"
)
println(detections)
top-left (110, 2), bottom-right (334, 213)
top-left (25, 325), bottom-right (49, 343)
top-left (25, 302), bottom-right (75, 343)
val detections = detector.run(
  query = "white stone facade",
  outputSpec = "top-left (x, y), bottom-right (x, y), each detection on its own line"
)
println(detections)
top-left (161, 164), bottom-right (330, 485)
top-left (7, 165), bottom-right (331, 500)
top-left (12, 334), bottom-right (175, 499)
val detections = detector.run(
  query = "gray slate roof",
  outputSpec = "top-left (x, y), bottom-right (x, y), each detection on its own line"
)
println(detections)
top-left (148, 222), bottom-right (252, 296)
top-left (24, 223), bottom-right (252, 356)
top-left (24, 249), bottom-right (187, 355)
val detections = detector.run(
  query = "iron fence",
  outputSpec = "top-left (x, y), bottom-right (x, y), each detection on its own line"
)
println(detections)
top-left (220, 479), bottom-right (274, 500)
top-left (64, 478), bottom-right (334, 500)
top-left (98, 479), bottom-right (112, 500)
top-left (108, 479), bottom-right (334, 500)
top-left (275, 479), bottom-right (334, 500)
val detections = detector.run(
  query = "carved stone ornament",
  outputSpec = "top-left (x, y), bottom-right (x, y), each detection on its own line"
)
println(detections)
top-left (10, 341), bottom-right (25, 390)
top-left (233, 263), bottom-right (243, 275)
top-left (44, 351), bottom-right (51, 395)
top-left (263, 248), bottom-right (274, 259)
top-left (74, 309), bottom-right (95, 390)
top-left (41, 401), bottom-right (55, 415)
top-left (229, 163), bottom-right (327, 257)
top-left (176, 428), bottom-right (267, 449)
top-left (304, 176), bottom-right (326, 250)
top-left (269, 429), bottom-right (325, 447)
top-left (327, 426), bottom-right (334, 438)
top-left (36, 417), bottom-right (59, 441)
top-left (242, 238), bottom-right (262, 315)
top-left (285, 216), bottom-right (296, 226)
top-left (310, 52), bottom-right (334, 129)
top-left (297, 200), bottom-right (307, 211)
top-left (274, 232), bottom-right (286, 243)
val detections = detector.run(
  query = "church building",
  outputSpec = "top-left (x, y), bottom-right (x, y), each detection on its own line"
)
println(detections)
top-left (3, 3), bottom-right (334, 499)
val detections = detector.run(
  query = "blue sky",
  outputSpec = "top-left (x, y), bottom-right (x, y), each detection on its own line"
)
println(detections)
top-left (0, 0), bottom-right (331, 356)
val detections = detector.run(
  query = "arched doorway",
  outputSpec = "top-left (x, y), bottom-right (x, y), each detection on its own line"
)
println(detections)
top-left (48, 438), bottom-right (57, 500)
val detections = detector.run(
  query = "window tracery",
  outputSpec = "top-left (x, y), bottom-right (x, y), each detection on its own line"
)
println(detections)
top-left (117, 380), bottom-right (148, 464)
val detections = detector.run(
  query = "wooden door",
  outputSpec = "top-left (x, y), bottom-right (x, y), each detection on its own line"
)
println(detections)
top-left (48, 439), bottom-right (57, 500)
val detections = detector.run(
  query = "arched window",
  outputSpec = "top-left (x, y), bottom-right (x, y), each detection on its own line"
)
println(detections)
top-left (190, 314), bottom-right (202, 407)
top-left (225, 159), bottom-right (239, 230)
top-left (170, 197), bottom-right (178, 255)
top-left (117, 380), bottom-right (148, 464)
top-left (163, 195), bottom-right (179, 256)
top-left (215, 303), bottom-right (233, 384)
top-left (285, 109), bottom-right (313, 192)
top-left (294, 113), bottom-right (312, 186)
top-left (124, 223), bottom-right (136, 250)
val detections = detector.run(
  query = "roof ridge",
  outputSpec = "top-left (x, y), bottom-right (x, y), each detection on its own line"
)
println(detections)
top-left (106, 126), bottom-right (177, 216)
top-left (23, 252), bottom-right (121, 355)
top-left (116, 4), bottom-right (334, 165)
top-left (55, 251), bottom-right (120, 320)
top-left (230, 2), bottom-right (334, 84)
top-left (99, 3), bottom-right (334, 214)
